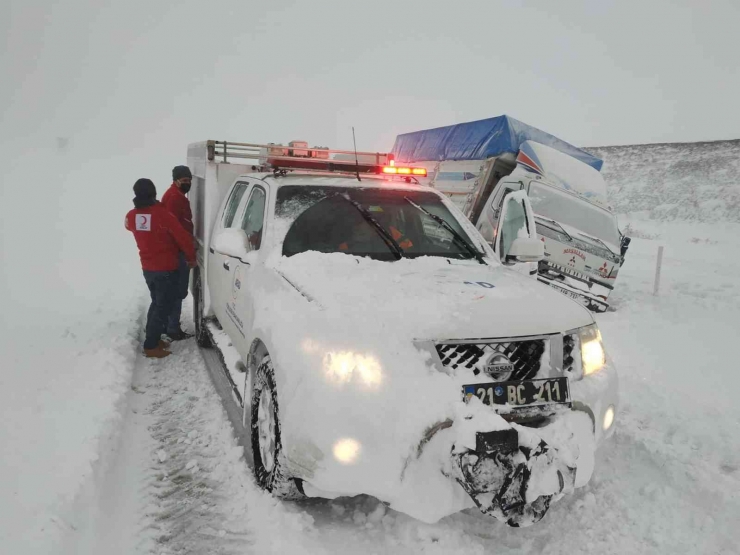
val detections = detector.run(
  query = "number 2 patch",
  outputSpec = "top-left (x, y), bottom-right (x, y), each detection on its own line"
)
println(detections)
top-left (135, 214), bottom-right (151, 231)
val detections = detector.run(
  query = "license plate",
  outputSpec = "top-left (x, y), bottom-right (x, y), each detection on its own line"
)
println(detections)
top-left (463, 377), bottom-right (570, 407)
top-left (549, 283), bottom-right (581, 300)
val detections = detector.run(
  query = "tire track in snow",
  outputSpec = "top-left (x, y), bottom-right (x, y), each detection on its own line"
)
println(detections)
top-left (74, 333), bottom-right (325, 555)
top-left (138, 339), bottom-right (329, 555)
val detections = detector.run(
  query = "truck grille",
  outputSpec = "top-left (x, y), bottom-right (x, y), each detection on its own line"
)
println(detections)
top-left (435, 340), bottom-right (546, 381)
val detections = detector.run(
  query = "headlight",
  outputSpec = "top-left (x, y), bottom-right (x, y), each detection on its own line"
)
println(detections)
top-left (579, 324), bottom-right (605, 376)
top-left (603, 405), bottom-right (615, 431)
top-left (323, 351), bottom-right (383, 389)
top-left (333, 438), bottom-right (361, 464)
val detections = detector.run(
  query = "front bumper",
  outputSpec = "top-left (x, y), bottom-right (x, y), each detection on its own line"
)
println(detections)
top-left (290, 362), bottom-right (618, 526)
top-left (537, 261), bottom-right (614, 312)
top-left (452, 424), bottom-right (577, 526)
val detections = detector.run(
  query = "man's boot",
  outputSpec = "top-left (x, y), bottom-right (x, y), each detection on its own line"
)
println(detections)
top-left (166, 328), bottom-right (193, 341)
top-left (144, 345), bottom-right (172, 358)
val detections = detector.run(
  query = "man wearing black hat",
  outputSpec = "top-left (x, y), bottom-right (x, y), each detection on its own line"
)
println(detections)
top-left (125, 179), bottom-right (196, 358)
top-left (161, 165), bottom-right (195, 340)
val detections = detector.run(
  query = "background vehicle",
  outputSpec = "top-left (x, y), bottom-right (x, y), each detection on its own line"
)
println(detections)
top-left (186, 139), bottom-right (619, 528)
top-left (391, 115), bottom-right (631, 312)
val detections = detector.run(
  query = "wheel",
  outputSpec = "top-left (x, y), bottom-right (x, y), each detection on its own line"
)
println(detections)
top-left (193, 270), bottom-right (212, 348)
top-left (250, 355), bottom-right (303, 499)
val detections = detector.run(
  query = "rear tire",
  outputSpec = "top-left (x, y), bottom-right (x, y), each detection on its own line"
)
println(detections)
top-left (193, 270), bottom-right (212, 348)
top-left (250, 355), bottom-right (303, 499)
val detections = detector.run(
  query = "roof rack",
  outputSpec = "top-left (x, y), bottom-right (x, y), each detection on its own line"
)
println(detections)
top-left (205, 140), bottom-right (426, 181)
top-left (207, 140), bottom-right (387, 165)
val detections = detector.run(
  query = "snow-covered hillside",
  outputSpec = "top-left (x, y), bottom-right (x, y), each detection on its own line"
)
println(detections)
top-left (587, 139), bottom-right (740, 222)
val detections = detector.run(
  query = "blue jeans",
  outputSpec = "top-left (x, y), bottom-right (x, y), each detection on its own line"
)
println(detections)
top-left (143, 270), bottom-right (178, 350)
top-left (167, 253), bottom-right (191, 334)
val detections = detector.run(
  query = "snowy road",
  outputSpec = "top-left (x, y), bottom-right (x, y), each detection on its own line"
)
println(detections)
top-left (66, 219), bottom-right (739, 555)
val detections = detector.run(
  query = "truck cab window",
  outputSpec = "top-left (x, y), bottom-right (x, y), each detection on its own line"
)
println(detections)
top-left (240, 187), bottom-right (266, 251)
top-left (223, 183), bottom-right (248, 228)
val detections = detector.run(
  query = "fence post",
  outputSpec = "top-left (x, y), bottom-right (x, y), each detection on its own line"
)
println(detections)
top-left (653, 246), bottom-right (664, 295)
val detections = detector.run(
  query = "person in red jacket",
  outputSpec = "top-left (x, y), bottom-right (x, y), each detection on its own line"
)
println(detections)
top-left (125, 178), bottom-right (196, 358)
top-left (161, 165), bottom-right (194, 340)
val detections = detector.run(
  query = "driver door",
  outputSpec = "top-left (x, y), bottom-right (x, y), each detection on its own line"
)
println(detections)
top-left (208, 181), bottom-right (250, 333)
top-left (476, 180), bottom-right (522, 245)
top-left (230, 182), bottom-right (268, 354)
top-left (493, 190), bottom-right (541, 274)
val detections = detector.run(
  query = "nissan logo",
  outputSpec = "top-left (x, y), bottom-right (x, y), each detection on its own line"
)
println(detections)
top-left (484, 353), bottom-right (515, 378)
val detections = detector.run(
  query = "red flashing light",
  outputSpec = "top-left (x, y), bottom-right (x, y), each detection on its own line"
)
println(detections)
top-left (381, 165), bottom-right (426, 177)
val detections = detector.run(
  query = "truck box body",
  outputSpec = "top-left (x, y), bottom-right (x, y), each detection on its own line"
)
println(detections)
top-left (391, 116), bottom-right (627, 312)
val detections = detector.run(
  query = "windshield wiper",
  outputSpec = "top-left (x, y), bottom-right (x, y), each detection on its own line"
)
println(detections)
top-left (575, 231), bottom-right (616, 255)
top-left (403, 197), bottom-right (486, 265)
top-left (535, 215), bottom-right (573, 242)
top-left (336, 194), bottom-right (404, 260)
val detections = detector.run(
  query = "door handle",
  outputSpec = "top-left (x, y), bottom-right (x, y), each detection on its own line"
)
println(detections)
top-left (223, 261), bottom-right (230, 270)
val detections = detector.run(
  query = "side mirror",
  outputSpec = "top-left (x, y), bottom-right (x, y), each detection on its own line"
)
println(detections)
top-left (212, 228), bottom-right (249, 259)
top-left (505, 237), bottom-right (544, 263)
top-left (620, 235), bottom-right (631, 258)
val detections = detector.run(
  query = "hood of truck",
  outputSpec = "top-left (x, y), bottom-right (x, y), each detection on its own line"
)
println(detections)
top-left (274, 252), bottom-right (593, 339)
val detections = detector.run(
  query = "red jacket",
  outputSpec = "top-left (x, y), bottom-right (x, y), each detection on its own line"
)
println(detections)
top-left (161, 183), bottom-right (194, 235)
top-left (125, 202), bottom-right (196, 271)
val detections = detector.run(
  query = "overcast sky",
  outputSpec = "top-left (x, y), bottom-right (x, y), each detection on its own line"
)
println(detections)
top-left (1, 0), bottom-right (739, 158)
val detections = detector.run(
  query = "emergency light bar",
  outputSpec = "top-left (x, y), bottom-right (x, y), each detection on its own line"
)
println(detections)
top-left (205, 140), bottom-right (426, 179)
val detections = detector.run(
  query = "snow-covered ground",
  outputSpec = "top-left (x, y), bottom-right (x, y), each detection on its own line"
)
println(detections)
top-left (2, 212), bottom-right (738, 554)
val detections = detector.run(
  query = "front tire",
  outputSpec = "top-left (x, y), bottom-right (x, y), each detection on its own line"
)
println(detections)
top-left (193, 270), bottom-right (212, 348)
top-left (250, 356), bottom-right (303, 499)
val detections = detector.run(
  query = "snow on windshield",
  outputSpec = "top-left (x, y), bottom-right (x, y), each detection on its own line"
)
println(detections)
top-left (528, 182), bottom-right (620, 246)
top-left (276, 186), bottom-right (481, 261)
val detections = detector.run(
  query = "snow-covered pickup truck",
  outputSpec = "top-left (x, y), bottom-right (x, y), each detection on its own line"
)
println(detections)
top-left (187, 140), bottom-right (619, 527)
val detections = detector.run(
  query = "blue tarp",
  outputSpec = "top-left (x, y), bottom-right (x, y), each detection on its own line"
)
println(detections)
top-left (391, 115), bottom-right (603, 171)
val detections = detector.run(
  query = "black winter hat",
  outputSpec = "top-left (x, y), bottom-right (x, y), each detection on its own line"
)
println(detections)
top-left (133, 178), bottom-right (156, 198)
top-left (172, 165), bottom-right (192, 181)
top-left (133, 178), bottom-right (156, 208)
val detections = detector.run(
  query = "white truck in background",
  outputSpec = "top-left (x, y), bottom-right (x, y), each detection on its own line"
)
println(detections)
top-left (391, 116), bottom-right (631, 312)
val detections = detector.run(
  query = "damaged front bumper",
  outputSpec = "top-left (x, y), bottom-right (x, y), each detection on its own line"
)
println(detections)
top-left (451, 424), bottom-right (577, 527)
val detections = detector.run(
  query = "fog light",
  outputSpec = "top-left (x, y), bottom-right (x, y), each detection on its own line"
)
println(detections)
top-left (603, 405), bottom-right (615, 431)
top-left (333, 438), bottom-right (361, 464)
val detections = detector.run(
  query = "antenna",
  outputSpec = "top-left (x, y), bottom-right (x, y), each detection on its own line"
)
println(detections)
top-left (352, 127), bottom-right (361, 182)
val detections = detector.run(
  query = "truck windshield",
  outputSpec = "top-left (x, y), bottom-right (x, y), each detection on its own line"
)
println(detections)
top-left (528, 182), bottom-right (620, 247)
top-left (277, 185), bottom-right (482, 262)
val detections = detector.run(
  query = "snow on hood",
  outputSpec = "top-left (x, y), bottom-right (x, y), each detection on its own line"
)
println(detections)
top-left (248, 251), bottom-right (594, 512)
top-left (273, 252), bottom-right (592, 340)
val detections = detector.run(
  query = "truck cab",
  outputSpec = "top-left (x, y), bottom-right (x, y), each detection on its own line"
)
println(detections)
top-left (391, 118), bottom-right (630, 312)
top-left (474, 142), bottom-right (629, 312)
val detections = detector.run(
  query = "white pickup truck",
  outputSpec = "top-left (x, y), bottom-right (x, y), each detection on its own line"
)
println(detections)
top-left (187, 139), bottom-right (619, 527)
